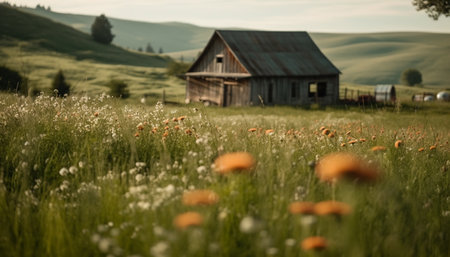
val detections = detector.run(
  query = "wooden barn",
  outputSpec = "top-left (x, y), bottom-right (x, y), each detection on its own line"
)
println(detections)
top-left (185, 30), bottom-right (340, 106)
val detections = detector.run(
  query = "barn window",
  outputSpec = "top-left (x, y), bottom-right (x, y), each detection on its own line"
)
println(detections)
top-left (216, 54), bottom-right (223, 63)
top-left (291, 82), bottom-right (297, 98)
top-left (308, 83), bottom-right (317, 97)
top-left (309, 82), bottom-right (327, 97)
top-left (268, 83), bottom-right (273, 103)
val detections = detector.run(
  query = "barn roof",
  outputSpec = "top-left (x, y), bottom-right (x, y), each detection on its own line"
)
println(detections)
top-left (375, 84), bottom-right (395, 93)
top-left (189, 30), bottom-right (340, 77)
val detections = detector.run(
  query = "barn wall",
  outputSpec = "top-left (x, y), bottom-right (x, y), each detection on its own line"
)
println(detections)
top-left (190, 35), bottom-right (247, 74)
top-left (186, 77), bottom-right (251, 106)
top-left (250, 75), bottom-right (339, 105)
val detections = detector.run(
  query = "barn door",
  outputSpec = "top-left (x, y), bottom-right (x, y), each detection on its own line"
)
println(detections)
top-left (223, 84), bottom-right (233, 107)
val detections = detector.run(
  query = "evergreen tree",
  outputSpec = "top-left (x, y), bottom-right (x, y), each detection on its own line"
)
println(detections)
top-left (145, 43), bottom-right (154, 53)
top-left (91, 14), bottom-right (115, 44)
top-left (52, 70), bottom-right (71, 97)
top-left (158, 47), bottom-right (164, 54)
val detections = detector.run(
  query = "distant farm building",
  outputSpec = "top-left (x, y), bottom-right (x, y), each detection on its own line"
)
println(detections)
top-left (185, 30), bottom-right (340, 107)
top-left (374, 85), bottom-right (396, 102)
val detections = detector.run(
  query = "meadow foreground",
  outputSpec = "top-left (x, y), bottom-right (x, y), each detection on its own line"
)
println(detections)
top-left (0, 93), bottom-right (448, 257)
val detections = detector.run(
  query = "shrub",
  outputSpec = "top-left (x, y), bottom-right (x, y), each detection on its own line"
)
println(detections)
top-left (91, 14), bottom-right (115, 45)
top-left (0, 66), bottom-right (28, 95)
top-left (107, 79), bottom-right (130, 99)
top-left (52, 70), bottom-right (71, 97)
top-left (166, 61), bottom-right (190, 77)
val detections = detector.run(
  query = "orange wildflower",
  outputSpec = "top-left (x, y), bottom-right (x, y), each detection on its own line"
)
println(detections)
top-left (172, 117), bottom-right (178, 122)
top-left (248, 128), bottom-right (257, 132)
top-left (185, 129), bottom-right (192, 135)
top-left (328, 132), bottom-right (335, 138)
top-left (315, 152), bottom-right (379, 182)
top-left (429, 145), bottom-right (437, 150)
top-left (346, 131), bottom-right (351, 136)
top-left (94, 112), bottom-right (99, 117)
top-left (214, 152), bottom-right (255, 174)
top-left (394, 140), bottom-right (403, 148)
top-left (322, 129), bottom-right (330, 136)
top-left (134, 132), bottom-right (140, 137)
top-left (182, 190), bottom-right (219, 206)
top-left (174, 125), bottom-right (180, 130)
top-left (162, 131), bottom-right (169, 138)
top-left (265, 129), bottom-right (275, 135)
top-left (348, 140), bottom-right (358, 145)
top-left (288, 201), bottom-right (315, 215)
top-left (371, 146), bottom-right (387, 152)
top-left (319, 126), bottom-right (326, 131)
top-left (314, 201), bottom-right (352, 216)
top-left (137, 123), bottom-right (144, 131)
top-left (340, 143), bottom-right (346, 147)
top-left (301, 236), bottom-right (328, 251)
top-left (163, 119), bottom-right (169, 125)
top-left (359, 138), bottom-right (366, 142)
top-left (418, 147), bottom-right (425, 152)
top-left (174, 212), bottom-right (204, 229)
top-left (177, 116), bottom-right (186, 121)
top-left (164, 126), bottom-right (169, 130)
top-left (371, 135), bottom-right (376, 140)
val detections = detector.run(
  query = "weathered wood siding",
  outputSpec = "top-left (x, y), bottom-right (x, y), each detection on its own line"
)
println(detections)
top-left (186, 77), bottom-right (251, 106)
top-left (189, 35), bottom-right (247, 74)
top-left (249, 75), bottom-right (339, 105)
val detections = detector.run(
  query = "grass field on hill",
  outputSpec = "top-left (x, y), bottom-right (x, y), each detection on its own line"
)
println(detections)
top-left (0, 93), bottom-right (448, 257)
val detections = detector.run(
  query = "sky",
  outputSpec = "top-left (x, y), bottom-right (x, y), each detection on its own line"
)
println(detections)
top-left (7, 0), bottom-right (450, 33)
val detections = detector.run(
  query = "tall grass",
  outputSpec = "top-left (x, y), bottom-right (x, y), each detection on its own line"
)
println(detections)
top-left (0, 93), bottom-right (448, 257)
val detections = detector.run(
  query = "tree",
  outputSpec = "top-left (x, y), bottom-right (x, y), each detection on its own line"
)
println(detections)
top-left (107, 79), bottom-right (130, 99)
top-left (401, 68), bottom-right (423, 86)
top-left (158, 47), bottom-right (164, 54)
top-left (412, 0), bottom-right (450, 20)
top-left (91, 14), bottom-right (115, 44)
top-left (52, 70), bottom-right (71, 97)
top-left (0, 66), bottom-right (27, 95)
top-left (145, 43), bottom-right (154, 53)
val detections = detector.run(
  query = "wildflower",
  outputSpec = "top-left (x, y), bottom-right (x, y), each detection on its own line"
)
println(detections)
top-left (319, 126), bottom-right (326, 131)
top-left (174, 212), bottom-right (203, 229)
top-left (394, 140), bottom-right (403, 148)
top-left (214, 152), bottom-right (255, 174)
top-left (429, 145), bottom-right (437, 150)
top-left (185, 129), bottom-right (192, 135)
top-left (314, 201), bottom-right (352, 216)
top-left (418, 147), bottom-right (425, 152)
top-left (174, 125), bottom-right (180, 130)
top-left (248, 128), bottom-right (257, 132)
top-left (328, 132), bottom-right (335, 138)
top-left (371, 146), bottom-right (387, 152)
top-left (300, 236), bottom-right (328, 251)
top-left (315, 152), bottom-right (379, 182)
top-left (134, 132), bottom-right (140, 137)
top-left (372, 135), bottom-right (376, 140)
top-left (137, 123), bottom-right (144, 131)
top-left (59, 167), bottom-right (69, 176)
top-left (162, 131), bottom-right (169, 138)
top-left (359, 138), bottom-right (366, 142)
top-left (322, 129), bottom-right (330, 135)
top-left (177, 116), bottom-right (186, 121)
top-left (94, 111), bottom-right (99, 117)
top-left (348, 139), bottom-right (358, 145)
top-left (340, 143), bottom-right (346, 147)
top-left (239, 216), bottom-right (262, 233)
top-left (182, 190), bottom-right (219, 206)
top-left (265, 129), bottom-right (275, 135)
top-left (288, 201), bottom-right (315, 215)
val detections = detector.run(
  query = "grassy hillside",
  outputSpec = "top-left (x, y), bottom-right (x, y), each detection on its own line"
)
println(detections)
top-left (17, 6), bottom-right (450, 87)
top-left (310, 32), bottom-right (450, 87)
top-left (0, 5), bottom-right (169, 67)
top-left (18, 6), bottom-right (215, 53)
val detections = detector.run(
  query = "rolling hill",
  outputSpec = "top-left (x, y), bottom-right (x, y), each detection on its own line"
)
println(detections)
top-left (16, 6), bottom-right (450, 87)
top-left (0, 4), bottom-right (170, 67)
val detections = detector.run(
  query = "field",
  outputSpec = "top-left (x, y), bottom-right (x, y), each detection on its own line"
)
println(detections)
top-left (0, 93), bottom-right (449, 257)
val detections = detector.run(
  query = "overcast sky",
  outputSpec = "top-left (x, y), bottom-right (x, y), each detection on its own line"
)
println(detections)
top-left (7, 0), bottom-right (450, 32)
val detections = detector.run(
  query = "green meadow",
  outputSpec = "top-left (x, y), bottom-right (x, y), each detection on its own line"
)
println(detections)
top-left (0, 93), bottom-right (449, 257)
